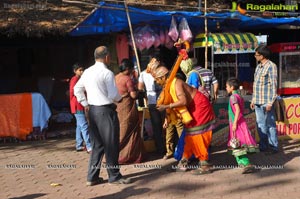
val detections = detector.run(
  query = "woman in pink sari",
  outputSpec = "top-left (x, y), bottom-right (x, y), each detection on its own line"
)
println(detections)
top-left (115, 59), bottom-right (144, 164)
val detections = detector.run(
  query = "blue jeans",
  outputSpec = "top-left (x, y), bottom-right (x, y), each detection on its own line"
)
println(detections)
top-left (74, 113), bottom-right (91, 151)
top-left (254, 104), bottom-right (278, 151)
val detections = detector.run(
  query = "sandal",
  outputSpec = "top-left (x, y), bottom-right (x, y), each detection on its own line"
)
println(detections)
top-left (175, 158), bottom-right (188, 172)
top-left (242, 164), bottom-right (256, 174)
top-left (191, 165), bottom-right (212, 175)
top-left (163, 154), bottom-right (173, 160)
top-left (176, 167), bottom-right (188, 172)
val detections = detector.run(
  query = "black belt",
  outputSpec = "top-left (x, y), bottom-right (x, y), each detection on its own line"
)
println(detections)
top-left (91, 104), bottom-right (117, 110)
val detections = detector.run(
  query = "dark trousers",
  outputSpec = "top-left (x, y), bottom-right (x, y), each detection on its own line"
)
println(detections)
top-left (148, 104), bottom-right (165, 154)
top-left (87, 105), bottom-right (122, 183)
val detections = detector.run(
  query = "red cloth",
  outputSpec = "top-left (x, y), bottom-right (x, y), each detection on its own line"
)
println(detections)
top-left (69, 75), bottom-right (84, 114)
top-left (116, 33), bottom-right (129, 65)
top-left (185, 91), bottom-right (216, 130)
top-left (0, 93), bottom-right (33, 140)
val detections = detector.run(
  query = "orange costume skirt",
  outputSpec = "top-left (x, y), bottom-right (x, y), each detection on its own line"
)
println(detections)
top-left (183, 91), bottom-right (216, 161)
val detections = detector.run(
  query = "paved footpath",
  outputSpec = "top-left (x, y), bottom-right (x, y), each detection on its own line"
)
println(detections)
top-left (1, 135), bottom-right (300, 199)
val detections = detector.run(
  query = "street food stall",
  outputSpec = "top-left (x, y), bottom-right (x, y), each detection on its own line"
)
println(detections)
top-left (269, 42), bottom-right (300, 140)
top-left (269, 42), bottom-right (300, 95)
top-left (193, 32), bottom-right (259, 146)
top-left (193, 32), bottom-right (259, 94)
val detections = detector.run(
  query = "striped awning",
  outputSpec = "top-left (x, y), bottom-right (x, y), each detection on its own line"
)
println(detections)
top-left (193, 32), bottom-right (258, 54)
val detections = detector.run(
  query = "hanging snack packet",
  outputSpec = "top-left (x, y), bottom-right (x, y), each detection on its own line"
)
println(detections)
top-left (179, 18), bottom-right (193, 42)
top-left (168, 16), bottom-right (179, 42)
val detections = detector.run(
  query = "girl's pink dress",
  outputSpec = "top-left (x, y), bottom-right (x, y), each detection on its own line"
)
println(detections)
top-left (227, 93), bottom-right (257, 147)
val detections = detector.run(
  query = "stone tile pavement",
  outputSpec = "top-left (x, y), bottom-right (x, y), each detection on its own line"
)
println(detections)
top-left (1, 133), bottom-right (300, 199)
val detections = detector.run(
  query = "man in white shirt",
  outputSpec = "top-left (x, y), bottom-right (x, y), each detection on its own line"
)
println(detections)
top-left (74, 46), bottom-right (131, 185)
top-left (138, 57), bottom-right (165, 156)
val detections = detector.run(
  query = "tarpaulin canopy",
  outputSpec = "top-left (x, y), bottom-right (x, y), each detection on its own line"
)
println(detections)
top-left (70, 2), bottom-right (206, 36)
top-left (193, 32), bottom-right (258, 54)
top-left (69, 2), bottom-right (300, 36)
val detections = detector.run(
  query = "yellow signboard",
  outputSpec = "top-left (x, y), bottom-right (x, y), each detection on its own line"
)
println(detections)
top-left (277, 97), bottom-right (300, 139)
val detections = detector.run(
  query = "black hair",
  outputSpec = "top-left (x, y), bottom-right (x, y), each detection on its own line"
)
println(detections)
top-left (119, 58), bottom-right (134, 72)
top-left (255, 44), bottom-right (271, 59)
top-left (176, 72), bottom-right (186, 81)
top-left (72, 63), bottom-right (82, 71)
top-left (151, 54), bottom-right (161, 62)
top-left (226, 77), bottom-right (239, 90)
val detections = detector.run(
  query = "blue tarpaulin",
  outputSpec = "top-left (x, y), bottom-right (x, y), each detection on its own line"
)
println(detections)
top-left (70, 2), bottom-right (300, 36)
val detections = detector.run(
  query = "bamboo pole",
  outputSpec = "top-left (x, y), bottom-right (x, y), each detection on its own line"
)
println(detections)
top-left (124, 0), bottom-right (141, 74)
top-left (124, 0), bottom-right (147, 110)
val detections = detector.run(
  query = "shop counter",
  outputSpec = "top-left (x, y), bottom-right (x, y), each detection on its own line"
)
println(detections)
top-left (0, 92), bottom-right (51, 140)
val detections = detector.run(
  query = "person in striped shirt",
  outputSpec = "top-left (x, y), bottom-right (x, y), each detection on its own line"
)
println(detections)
top-left (180, 58), bottom-right (219, 103)
top-left (250, 44), bottom-right (278, 155)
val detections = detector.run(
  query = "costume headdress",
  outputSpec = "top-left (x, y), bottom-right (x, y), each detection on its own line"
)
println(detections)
top-left (179, 58), bottom-right (193, 74)
top-left (146, 58), bottom-right (160, 74)
top-left (152, 67), bottom-right (169, 78)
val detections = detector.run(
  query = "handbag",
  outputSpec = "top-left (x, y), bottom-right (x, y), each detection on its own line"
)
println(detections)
top-left (229, 137), bottom-right (240, 149)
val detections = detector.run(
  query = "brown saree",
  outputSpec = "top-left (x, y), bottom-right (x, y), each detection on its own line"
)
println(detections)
top-left (116, 95), bottom-right (144, 164)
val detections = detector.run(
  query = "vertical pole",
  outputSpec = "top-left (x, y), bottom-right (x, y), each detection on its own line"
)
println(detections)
top-left (235, 54), bottom-right (238, 78)
top-left (279, 53), bottom-right (282, 89)
top-left (196, 0), bottom-right (201, 60)
top-left (198, 0), bottom-right (202, 10)
top-left (204, 0), bottom-right (208, 69)
top-left (124, 1), bottom-right (147, 138)
top-left (124, 0), bottom-right (141, 74)
top-left (211, 47), bottom-right (214, 73)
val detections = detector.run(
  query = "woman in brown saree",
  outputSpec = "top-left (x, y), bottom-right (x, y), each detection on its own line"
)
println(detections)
top-left (115, 59), bottom-right (144, 164)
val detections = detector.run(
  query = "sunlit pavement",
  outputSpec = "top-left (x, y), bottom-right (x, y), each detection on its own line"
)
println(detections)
top-left (1, 133), bottom-right (300, 199)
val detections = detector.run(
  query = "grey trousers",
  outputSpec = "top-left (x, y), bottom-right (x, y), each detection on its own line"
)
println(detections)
top-left (87, 105), bottom-right (122, 183)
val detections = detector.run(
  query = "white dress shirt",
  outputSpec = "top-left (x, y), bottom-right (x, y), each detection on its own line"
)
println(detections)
top-left (74, 61), bottom-right (122, 107)
top-left (138, 71), bottom-right (158, 105)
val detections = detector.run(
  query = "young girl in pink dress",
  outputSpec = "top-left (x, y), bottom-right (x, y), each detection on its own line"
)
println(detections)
top-left (226, 78), bottom-right (259, 174)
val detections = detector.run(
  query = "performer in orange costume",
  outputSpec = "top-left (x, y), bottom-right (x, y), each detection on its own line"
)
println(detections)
top-left (153, 66), bottom-right (216, 175)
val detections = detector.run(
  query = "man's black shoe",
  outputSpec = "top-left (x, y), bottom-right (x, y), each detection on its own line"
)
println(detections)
top-left (86, 177), bottom-right (104, 186)
top-left (109, 177), bottom-right (132, 185)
